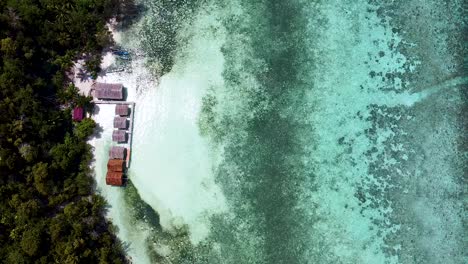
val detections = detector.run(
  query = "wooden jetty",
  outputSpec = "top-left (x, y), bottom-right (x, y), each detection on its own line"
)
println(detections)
top-left (126, 102), bottom-right (135, 168)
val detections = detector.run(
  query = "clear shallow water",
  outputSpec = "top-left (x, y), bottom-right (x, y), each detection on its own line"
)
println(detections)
top-left (94, 0), bottom-right (466, 263)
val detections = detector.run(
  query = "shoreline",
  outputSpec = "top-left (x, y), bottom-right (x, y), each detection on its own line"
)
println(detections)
top-left (76, 7), bottom-right (232, 261)
top-left (75, 22), bottom-right (157, 263)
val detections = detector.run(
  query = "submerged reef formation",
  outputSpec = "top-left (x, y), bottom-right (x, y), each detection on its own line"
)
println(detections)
top-left (92, 0), bottom-right (466, 263)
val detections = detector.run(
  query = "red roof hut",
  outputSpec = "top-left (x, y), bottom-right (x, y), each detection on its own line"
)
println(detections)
top-left (72, 107), bottom-right (84, 121)
top-left (107, 159), bottom-right (125, 172)
top-left (115, 104), bottom-right (129, 116)
top-left (106, 171), bottom-right (124, 186)
top-left (95, 83), bottom-right (123, 100)
top-left (112, 130), bottom-right (127, 142)
top-left (109, 146), bottom-right (126, 159)
top-left (113, 116), bottom-right (127, 129)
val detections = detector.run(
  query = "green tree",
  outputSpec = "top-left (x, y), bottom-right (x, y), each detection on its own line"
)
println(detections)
top-left (1, 37), bottom-right (16, 56)
top-left (32, 162), bottom-right (51, 195)
top-left (20, 224), bottom-right (42, 256)
top-left (74, 118), bottom-right (96, 140)
top-left (6, 249), bottom-right (27, 264)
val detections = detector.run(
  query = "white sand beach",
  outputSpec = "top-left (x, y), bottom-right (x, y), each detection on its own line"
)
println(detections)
top-left (75, 16), bottom-right (230, 262)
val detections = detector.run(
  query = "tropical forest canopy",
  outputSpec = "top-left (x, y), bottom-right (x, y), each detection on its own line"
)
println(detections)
top-left (0, 0), bottom-right (128, 263)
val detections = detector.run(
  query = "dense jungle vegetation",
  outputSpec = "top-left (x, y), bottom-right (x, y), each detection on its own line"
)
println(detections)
top-left (0, 0), bottom-right (132, 263)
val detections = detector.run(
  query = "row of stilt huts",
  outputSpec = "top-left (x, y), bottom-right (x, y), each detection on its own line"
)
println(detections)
top-left (94, 82), bottom-right (132, 187)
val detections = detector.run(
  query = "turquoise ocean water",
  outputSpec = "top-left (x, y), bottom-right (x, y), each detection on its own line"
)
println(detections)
top-left (103, 0), bottom-right (466, 263)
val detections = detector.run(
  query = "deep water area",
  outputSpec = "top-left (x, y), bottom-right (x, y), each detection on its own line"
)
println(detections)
top-left (93, 0), bottom-right (467, 263)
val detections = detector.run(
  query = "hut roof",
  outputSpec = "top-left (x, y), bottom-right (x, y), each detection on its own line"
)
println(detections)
top-left (113, 116), bottom-right (127, 129)
top-left (115, 104), bottom-right (129, 116)
top-left (109, 146), bottom-right (126, 159)
top-left (96, 82), bottom-right (123, 90)
top-left (95, 83), bottom-right (123, 100)
top-left (107, 159), bottom-right (125, 172)
top-left (95, 88), bottom-right (123, 100)
top-left (106, 171), bottom-right (124, 186)
top-left (112, 130), bottom-right (127, 142)
top-left (72, 107), bottom-right (83, 121)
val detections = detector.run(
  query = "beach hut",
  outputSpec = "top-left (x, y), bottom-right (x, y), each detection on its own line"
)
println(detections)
top-left (113, 116), bottom-right (127, 129)
top-left (95, 82), bottom-right (124, 100)
top-left (112, 130), bottom-right (127, 142)
top-left (96, 82), bottom-right (123, 91)
top-left (115, 104), bottom-right (129, 116)
top-left (107, 159), bottom-right (125, 172)
top-left (106, 171), bottom-right (124, 186)
top-left (72, 107), bottom-right (84, 121)
top-left (109, 146), bottom-right (126, 159)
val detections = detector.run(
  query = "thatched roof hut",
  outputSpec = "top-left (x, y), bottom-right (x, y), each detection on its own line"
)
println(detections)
top-left (96, 82), bottom-right (123, 90)
top-left (107, 159), bottom-right (125, 172)
top-left (72, 107), bottom-right (83, 121)
top-left (113, 116), bottom-right (127, 129)
top-left (109, 146), bottom-right (126, 159)
top-left (112, 130), bottom-right (127, 142)
top-left (95, 82), bottom-right (123, 100)
top-left (106, 171), bottom-right (124, 186)
top-left (115, 104), bottom-right (129, 116)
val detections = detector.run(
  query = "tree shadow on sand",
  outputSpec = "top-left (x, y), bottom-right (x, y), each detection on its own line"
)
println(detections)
top-left (92, 122), bottom-right (105, 139)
